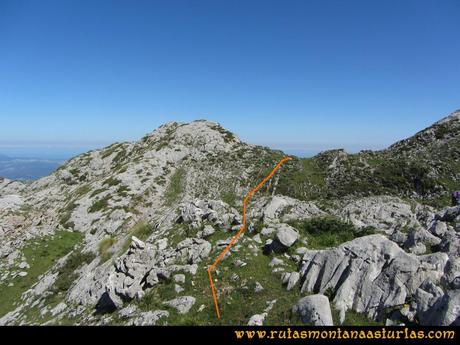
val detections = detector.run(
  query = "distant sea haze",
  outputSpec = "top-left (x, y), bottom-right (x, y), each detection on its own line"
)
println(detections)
top-left (0, 154), bottom-right (64, 180)
top-left (0, 143), bottom-right (108, 180)
top-left (283, 149), bottom-right (319, 158)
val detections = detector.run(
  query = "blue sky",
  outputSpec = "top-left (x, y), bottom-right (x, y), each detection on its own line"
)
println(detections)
top-left (0, 0), bottom-right (459, 158)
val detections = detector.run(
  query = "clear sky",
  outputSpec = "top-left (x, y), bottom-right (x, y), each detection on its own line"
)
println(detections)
top-left (0, 0), bottom-right (459, 158)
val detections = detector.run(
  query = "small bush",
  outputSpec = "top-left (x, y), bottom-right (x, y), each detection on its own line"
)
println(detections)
top-left (221, 191), bottom-right (237, 207)
top-left (119, 221), bottom-right (154, 254)
top-left (59, 201), bottom-right (78, 226)
top-left (112, 149), bottom-right (126, 164)
top-left (99, 236), bottom-right (116, 262)
top-left (88, 195), bottom-right (111, 213)
top-left (53, 250), bottom-right (96, 293)
top-left (103, 177), bottom-right (122, 187)
top-left (290, 216), bottom-right (376, 249)
top-left (74, 185), bottom-right (90, 197)
top-left (69, 168), bottom-right (80, 176)
top-left (117, 185), bottom-right (130, 197)
top-left (90, 188), bottom-right (105, 197)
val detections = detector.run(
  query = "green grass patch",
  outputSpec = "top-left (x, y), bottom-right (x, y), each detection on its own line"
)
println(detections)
top-left (259, 155), bottom-right (326, 201)
top-left (101, 143), bottom-right (122, 159)
top-left (0, 230), bottom-right (83, 318)
top-left (211, 123), bottom-right (236, 143)
top-left (117, 185), bottom-right (130, 197)
top-left (69, 168), bottom-right (80, 176)
top-left (90, 188), bottom-right (106, 198)
top-left (164, 168), bottom-right (185, 205)
top-left (112, 149), bottom-right (127, 164)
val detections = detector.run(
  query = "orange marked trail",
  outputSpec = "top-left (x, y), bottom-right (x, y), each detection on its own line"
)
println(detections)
top-left (207, 156), bottom-right (292, 319)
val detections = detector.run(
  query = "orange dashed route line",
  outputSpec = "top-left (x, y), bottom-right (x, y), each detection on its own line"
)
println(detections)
top-left (207, 156), bottom-right (293, 320)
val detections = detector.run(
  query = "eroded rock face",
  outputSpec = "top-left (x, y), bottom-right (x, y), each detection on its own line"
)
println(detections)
top-left (176, 238), bottom-right (212, 264)
top-left (404, 227), bottom-right (441, 254)
top-left (336, 196), bottom-right (420, 234)
top-left (298, 235), bottom-right (448, 321)
top-left (292, 294), bottom-right (333, 326)
top-left (178, 199), bottom-right (241, 230)
top-left (437, 206), bottom-right (460, 223)
top-left (248, 195), bottom-right (325, 224)
top-left (419, 290), bottom-right (460, 326)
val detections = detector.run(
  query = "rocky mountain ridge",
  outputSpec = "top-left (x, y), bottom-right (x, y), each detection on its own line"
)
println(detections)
top-left (0, 112), bottom-right (459, 326)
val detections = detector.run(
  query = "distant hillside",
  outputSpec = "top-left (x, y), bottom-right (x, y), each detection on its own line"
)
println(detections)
top-left (275, 110), bottom-right (460, 207)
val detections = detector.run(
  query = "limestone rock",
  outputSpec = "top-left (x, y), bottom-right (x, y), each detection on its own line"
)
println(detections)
top-left (292, 294), bottom-right (333, 326)
top-left (164, 296), bottom-right (196, 314)
top-left (247, 313), bottom-right (266, 326)
top-left (274, 224), bottom-right (299, 248)
top-left (129, 310), bottom-right (169, 325)
top-left (286, 272), bottom-right (300, 291)
top-left (299, 234), bottom-right (448, 320)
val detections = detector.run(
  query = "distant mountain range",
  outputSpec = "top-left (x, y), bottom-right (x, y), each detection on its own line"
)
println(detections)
top-left (0, 154), bottom-right (63, 180)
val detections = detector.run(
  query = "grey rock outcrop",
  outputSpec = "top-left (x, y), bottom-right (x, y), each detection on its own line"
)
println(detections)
top-left (129, 310), bottom-right (169, 325)
top-left (299, 234), bottom-right (448, 320)
top-left (248, 195), bottom-right (324, 224)
top-left (164, 296), bottom-right (196, 314)
top-left (336, 196), bottom-right (420, 234)
top-left (419, 290), bottom-right (460, 326)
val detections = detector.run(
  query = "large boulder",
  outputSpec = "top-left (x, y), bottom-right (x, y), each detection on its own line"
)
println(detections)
top-left (274, 224), bottom-right (299, 248)
top-left (292, 295), bottom-right (333, 325)
top-left (428, 220), bottom-right (448, 238)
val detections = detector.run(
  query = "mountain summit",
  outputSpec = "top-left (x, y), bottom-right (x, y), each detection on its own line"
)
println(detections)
top-left (0, 111), bottom-right (459, 326)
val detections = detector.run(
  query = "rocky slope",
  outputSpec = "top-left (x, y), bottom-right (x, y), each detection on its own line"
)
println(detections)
top-left (0, 112), bottom-right (459, 326)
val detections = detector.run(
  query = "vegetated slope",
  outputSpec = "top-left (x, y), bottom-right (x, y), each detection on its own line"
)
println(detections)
top-left (0, 111), bottom-right (458, 326)
top-left (275, 110), bottom-right (460, 206)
